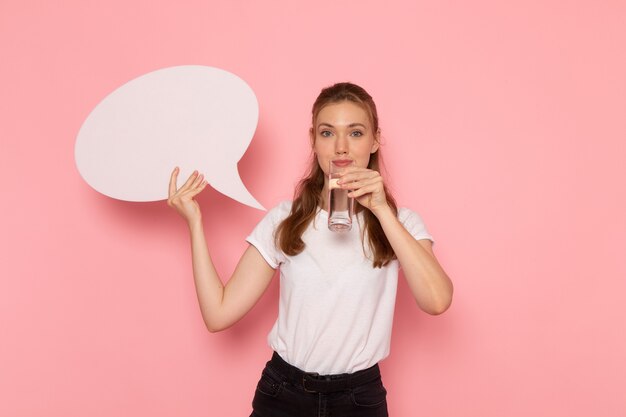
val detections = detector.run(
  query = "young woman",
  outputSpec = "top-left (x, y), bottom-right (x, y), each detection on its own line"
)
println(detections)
top-left (167, 82), bottom-right (453, 416)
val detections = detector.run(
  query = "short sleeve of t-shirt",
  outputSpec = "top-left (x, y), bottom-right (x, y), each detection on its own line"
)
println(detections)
top-left (398, 207), bottom-right (434, 243)
top-left (245, 201), bottom-right (291, 269)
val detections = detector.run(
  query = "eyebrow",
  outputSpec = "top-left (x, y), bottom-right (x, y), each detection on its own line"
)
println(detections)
top-left (317, 122), bottom-right (368, 129)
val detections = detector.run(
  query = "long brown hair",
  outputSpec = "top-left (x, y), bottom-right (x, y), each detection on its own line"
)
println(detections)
top-left (275, 82), bottom-right (398, 268)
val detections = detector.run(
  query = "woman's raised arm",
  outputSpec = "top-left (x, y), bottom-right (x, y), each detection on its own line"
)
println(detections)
top-left (375, 208), bottom-right (453, 315)
top-left (340, 167), bottom-right (453, 315)
top-left (168, 168), bottom-right (275, 332)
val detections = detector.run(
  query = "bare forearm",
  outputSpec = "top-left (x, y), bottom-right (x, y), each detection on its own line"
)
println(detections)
top-left (187, 219), bottom-right (226, 331)
top-left (376, 207), bottom-right (453, 315)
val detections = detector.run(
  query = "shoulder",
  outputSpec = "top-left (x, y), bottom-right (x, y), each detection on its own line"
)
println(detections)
top-left (256, 200), bottom-right (293, 227)
top-left (247, 201), bottom-right (293, 268)
top-left (267, 200), bottom-right (293, 219)
top-left (248, 201), bottom-right (293, 242)
top-left (396, 207), bottom-right (434, 242)
top-left (397, 207), bottom-right (423, 223)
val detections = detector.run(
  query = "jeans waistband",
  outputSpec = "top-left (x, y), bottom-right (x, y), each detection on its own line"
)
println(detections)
top-left (268, 352), bottom-right (381, 394)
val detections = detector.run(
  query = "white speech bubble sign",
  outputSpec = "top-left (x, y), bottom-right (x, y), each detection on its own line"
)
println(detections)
top-left (75, 65), bottom-right (264, 210)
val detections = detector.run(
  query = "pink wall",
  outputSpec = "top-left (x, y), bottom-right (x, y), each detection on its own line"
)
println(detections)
top-left (1, 1), bottom-right (625, 416)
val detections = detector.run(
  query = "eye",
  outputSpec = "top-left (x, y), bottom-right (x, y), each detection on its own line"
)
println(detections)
top-left (350, 130), bottom-right (363, 137)
top-left (320, 130), bottom-right (333, 137)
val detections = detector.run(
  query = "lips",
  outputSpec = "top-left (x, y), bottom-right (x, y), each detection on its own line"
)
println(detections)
top-left (332, 159), bottom-right (353, 167)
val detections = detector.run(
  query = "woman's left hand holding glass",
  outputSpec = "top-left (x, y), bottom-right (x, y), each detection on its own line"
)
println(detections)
top-left (338, 167), bottom-right (390, 216)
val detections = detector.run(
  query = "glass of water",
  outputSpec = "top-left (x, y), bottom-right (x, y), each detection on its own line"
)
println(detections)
top-left (328, 160), bottom-right (354, 232)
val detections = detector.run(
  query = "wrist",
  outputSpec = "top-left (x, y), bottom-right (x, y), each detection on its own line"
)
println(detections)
top-left (187, 216), bottom-right (203, 232)
top-left (371, 203), bottom-right (394, 220)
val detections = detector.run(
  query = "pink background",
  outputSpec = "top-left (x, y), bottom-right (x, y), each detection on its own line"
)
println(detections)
top-left (1, 1), bottom-right (625, 416)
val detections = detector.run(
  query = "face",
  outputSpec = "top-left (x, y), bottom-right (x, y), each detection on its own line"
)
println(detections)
top-left (311, 100), bottom-right (380, 177)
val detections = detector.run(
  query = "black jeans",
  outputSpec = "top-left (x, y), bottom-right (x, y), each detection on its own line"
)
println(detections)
top-left (250, 352), bottom-right (389, 417)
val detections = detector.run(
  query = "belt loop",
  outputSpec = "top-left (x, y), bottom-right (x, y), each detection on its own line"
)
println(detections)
top-left (302, 375), bottom-right (316, 393)
top-left (302, 371), bottom-right (320, 393)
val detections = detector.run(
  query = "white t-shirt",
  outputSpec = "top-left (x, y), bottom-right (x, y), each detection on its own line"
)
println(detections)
top-left (246, 201), bottom-right (433, 374)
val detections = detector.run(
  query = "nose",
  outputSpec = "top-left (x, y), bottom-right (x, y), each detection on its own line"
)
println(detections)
top-left (335, 134), bottom-right (348, 155)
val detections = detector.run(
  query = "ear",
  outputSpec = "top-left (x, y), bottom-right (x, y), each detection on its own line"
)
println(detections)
top-left (309, 127), bottom-right (315, 150)
top-left (371, 129), bottom-right (381, 153)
